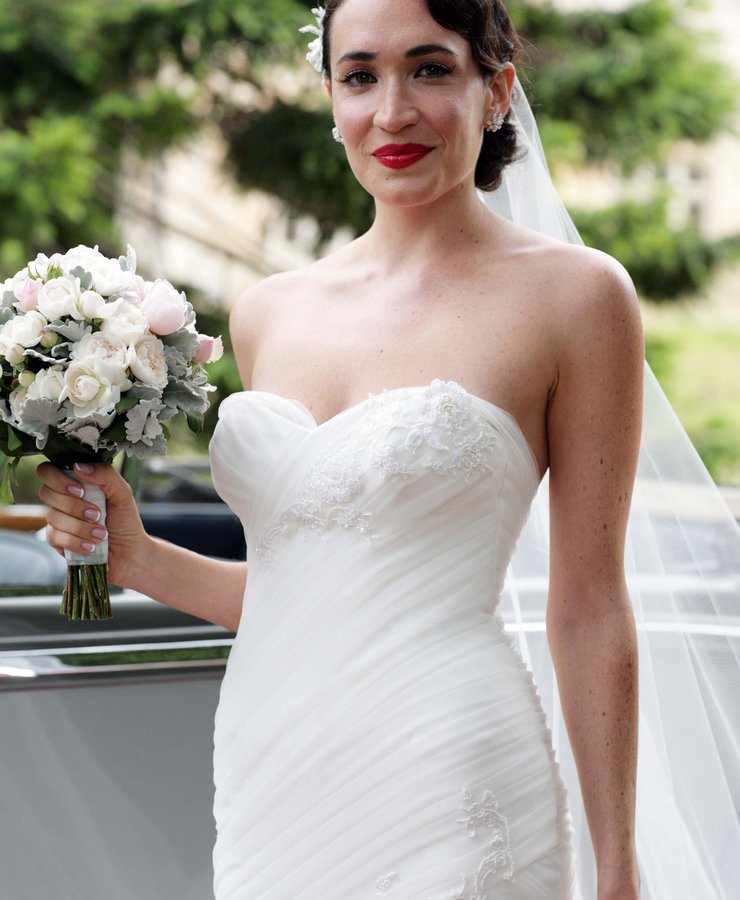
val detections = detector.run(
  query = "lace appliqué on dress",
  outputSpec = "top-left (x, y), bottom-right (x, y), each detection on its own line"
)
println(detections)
top-left (456, 788), bottom-right (516, 894)
top-left (254, 444), bottom-right (374, 566)
top-left (374, 786), bottom-right (515, 899)
top-left (254, 380), bottom-right (500, 566)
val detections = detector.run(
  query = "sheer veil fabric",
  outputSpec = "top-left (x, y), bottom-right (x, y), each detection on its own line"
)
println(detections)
top-left (490, 80), bottom-right (740, 899)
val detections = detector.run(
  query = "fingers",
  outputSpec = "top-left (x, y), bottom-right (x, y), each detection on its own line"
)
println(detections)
top-left (37, 464), bottom-right (105, 520)
top-left (37, 460), bottom-right (129, 501)
top-left (37, 461), bottom-right (112, 556)
top-left (45, 509), bottom-right (108, 556)
top-left (36, 461), bottom-right (86, 498)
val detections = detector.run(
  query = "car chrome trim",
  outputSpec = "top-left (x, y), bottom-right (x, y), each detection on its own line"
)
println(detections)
top-left (0, 638), bottom-right (233, 688)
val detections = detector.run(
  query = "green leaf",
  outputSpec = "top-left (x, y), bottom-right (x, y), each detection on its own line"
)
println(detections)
top-left (186, 411), bottom-right (204, 434)
top-left (116, 396), bottom-right (140, 412)
top-left (99, 418), bottom-right (127, 444)
top-left (7, 427), bottom-right (23, 453)
top-left (0, 456), bottom-right (19, 505)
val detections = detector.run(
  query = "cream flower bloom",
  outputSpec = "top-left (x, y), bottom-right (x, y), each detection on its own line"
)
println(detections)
top-left (60, 244), bottom-right (135, 297)
top-left (127, 334), bottom-right (168, 388)
top-left (100, 300), bottom-right (150, 345)
top-left (71, 332), bottom-right (130, 384)
top-left (36, 275), bottom-right (82, 321)
top-left (59, 359), bottom-right (132, 417)
top-left (0, 310), bottom-right (47, 365)
top-left (27, 366), bottom-right (66, 403)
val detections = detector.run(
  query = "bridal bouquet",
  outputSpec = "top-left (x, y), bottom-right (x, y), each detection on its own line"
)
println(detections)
top-left (0, 244), bottom-right (223, 620)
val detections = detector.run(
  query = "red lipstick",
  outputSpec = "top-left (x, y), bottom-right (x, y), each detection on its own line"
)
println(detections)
top-left (372, 143), bottom-right (433, 169)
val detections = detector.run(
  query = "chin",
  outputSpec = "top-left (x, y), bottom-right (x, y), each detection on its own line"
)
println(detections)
top-left (374, 179), bottom-right (465, 210)
top-left (351, 168), bottom-right (439, 206)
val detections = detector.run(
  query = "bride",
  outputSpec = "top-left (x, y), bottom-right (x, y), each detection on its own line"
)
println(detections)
top-left (37, 1), bottom-right (738, 898)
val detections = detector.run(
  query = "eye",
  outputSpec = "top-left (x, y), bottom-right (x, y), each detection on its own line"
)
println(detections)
top-left (416, 62), bottom-right (453, 79)
top-left (338, 69), bottom-right (377, 87)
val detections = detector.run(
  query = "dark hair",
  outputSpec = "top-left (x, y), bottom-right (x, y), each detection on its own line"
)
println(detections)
top-left (321, 0), bottom-right (520, 191)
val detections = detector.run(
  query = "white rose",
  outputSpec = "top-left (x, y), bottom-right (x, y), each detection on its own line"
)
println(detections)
top-left (71, 331), bottom-right (130, 383)
top-left (0, 342), bottom-right (23, 366)
top-left (36, 275), bottom-right (82, 321)
top-left (142, 279), bottom-right (189, 336)
top-left (59, 358), bottom-right (132, 417)
top-left (78, 290), bottom-right (107, 320)
top-left (8, 387), bottom-right (27, 420)
top-left (28, 252), bottom-right (63, 280)
top-left (100, 300), bottom-right (150, 344)
top-left (60, 244), bottom-right (135, 297)
top-left (127, 334), bottom-right (168, 388)
top-left (0, 310), bottom-right (47, 365)
top-left (27, 366), bottom-right (66, 403)
top-left (125, 275), bottom-right (149, 308)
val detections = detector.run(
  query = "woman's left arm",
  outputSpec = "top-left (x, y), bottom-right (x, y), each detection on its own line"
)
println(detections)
top-left (546, 252), bottom-right (644, 900)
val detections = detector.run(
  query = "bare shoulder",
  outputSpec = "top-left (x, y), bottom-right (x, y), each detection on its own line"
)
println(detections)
top-left (538, 241), bottom-right (642, 349)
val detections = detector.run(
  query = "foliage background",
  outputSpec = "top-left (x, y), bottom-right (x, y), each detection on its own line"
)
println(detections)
top-left (1, 0), bottom-right (738, 490)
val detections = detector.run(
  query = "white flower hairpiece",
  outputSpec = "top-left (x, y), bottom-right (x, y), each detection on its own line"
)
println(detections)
top-left (299, 6), bottom-right (326, 74)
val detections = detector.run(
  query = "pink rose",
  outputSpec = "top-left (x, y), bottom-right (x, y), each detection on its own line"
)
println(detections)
top-left (142, 279), bottom-right (188, 336)
top-left (14, 277), bottom-right (41, 312)
top-left (193, 333), bottom-right (224, 364)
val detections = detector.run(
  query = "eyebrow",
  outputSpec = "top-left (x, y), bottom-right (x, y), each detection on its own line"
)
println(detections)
top-left (336, 44), bottom-right (459, 66)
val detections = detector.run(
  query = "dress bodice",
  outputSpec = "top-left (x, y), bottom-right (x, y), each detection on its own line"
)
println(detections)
top-left (208, 379), bottom-right (576, 900)
top-left (210, 379), bottom-right (540, 610)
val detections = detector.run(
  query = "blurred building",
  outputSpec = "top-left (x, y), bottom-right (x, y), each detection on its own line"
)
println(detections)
top-left (117, 132), bottom-right (323, 306)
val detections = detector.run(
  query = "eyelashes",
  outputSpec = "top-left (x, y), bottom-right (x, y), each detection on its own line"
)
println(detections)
top-left (417, 63), bottom-right (454, 79)
top-left (338, 63), bottom-right (454, 87)
top-left (339, 69), bottom-right (375, 87)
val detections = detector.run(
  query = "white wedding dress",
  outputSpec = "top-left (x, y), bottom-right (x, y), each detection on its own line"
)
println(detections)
top-left (209, 379), bottom-right (576, 899)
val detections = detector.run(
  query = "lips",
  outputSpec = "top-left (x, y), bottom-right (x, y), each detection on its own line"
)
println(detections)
top-left (372, 143), bottom-right (433, 169)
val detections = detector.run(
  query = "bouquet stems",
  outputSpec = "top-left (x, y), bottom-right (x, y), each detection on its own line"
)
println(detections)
top-left (62, 563), bottom-right (111, 620)
top-left (60, 470), bottom-right (111, 621)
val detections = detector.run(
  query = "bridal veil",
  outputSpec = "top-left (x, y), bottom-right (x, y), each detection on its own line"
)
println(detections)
top-left (490, 79), bottom-right (740, 900)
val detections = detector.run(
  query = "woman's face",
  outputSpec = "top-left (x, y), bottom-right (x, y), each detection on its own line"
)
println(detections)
top-left (326, 0), bottom-right (511, 210)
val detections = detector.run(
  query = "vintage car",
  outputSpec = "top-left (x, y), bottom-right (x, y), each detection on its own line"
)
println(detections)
top-left (0, 460), bottom-right (241, 900)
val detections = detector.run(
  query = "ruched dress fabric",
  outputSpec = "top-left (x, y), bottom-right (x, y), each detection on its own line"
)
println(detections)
top-left (209, 379), bottom-right (576, 900)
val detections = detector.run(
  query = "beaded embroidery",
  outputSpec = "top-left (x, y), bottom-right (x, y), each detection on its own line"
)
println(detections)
top-left (373, 786), bottom-right (515, 899)
top-left (253, 380), bottom-right (500, 566)
top-left (456, 787), bottom-right (516, 894)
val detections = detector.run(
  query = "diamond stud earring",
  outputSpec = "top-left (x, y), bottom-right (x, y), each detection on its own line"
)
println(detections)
top-left (485, 113), bottom-right (505, 133)
top-left (332, 124), bottom-right (344, 144)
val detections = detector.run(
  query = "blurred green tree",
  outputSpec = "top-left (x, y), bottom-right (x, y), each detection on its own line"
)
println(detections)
top-left (0, 0), bottom-right (309, 274)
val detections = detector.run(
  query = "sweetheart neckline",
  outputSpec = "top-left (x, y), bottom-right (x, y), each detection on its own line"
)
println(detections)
top-left (234, 380), bottom-right (542, 482)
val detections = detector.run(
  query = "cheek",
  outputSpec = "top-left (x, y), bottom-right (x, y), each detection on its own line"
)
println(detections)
top-left (423, 94), bottom-right (485, 157)
top-left (333, 96), bottom-right (372, 137)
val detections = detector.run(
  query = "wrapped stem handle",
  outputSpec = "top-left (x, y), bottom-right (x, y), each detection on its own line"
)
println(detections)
top-left (61, 468), bottom-right (111, 620)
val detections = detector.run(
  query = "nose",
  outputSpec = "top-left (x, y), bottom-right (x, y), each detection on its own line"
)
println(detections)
top-left (372, 78), bottom-right (419, 133)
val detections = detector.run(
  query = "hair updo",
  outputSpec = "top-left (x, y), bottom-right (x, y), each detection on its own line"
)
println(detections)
top-left (321, 0), bottom-right (520, 192)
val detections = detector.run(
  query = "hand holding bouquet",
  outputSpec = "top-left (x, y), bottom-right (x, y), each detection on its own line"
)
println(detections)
top-left (0, 244), bottom-right (222, 619)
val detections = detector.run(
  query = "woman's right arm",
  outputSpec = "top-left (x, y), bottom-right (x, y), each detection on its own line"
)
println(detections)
top-left (38, 461), bottom-right (247, 631)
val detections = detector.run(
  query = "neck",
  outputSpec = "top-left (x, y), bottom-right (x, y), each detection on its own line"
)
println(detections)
top-left (361, 181), bottom-right (497, 274)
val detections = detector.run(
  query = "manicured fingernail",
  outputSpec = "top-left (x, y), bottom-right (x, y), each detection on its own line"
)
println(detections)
top-left (91, 527), bottom-right (107, 541)
top-left (83, 508), bottom-right (101, 523)
top-left (75, 463), bottom-right (95, 474)
top-left (67, 484), bottom-right (84, 498)
top-left (81, 542), bottom-right (95, 553)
